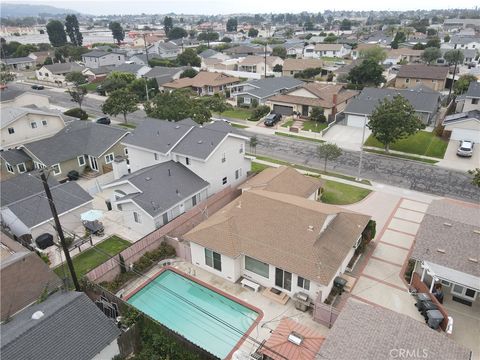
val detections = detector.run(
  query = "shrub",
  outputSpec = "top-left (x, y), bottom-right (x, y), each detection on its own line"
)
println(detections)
top-left (64, 107), bottom-right (88, 120)
top-left (251, 98), bottom-right (259, 108)
top-left (249, 105), bottom-right (270, 120)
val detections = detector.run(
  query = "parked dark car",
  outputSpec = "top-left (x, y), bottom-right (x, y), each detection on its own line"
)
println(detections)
top-left (35, 233), bottom-right (54, 249)
top-left (31, 84), bottom-right (45, 90)
top-left (96, 116), bottom-right (111, 125)
top-left (67, 170), bottom-right (80, 181)
top-left (263, 113), bottom-right (282, 127)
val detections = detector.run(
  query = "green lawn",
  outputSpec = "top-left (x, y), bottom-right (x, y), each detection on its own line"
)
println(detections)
top-left (275, 131), bottom-right (325, 143)
top-left (218, 108), bottom-right (253, 120)
top-left (364, 131), bottom-right (448, 159)
top-left (54, 235), bottom-right (131, 280)
top-left (320, 180), bottom-right (371, 205)
top-left (251, 161), bottom-right (271, 173)
top-left (302, 120), bottom-right (328, 133)
top-left (231, 123), bottom-right (248, 129)
top-left (81, 82), bottom-right (101, 92)
top-left (282, 120), bottom-right (294, 128)
top-left (118, 123), bottom-right (137, 129)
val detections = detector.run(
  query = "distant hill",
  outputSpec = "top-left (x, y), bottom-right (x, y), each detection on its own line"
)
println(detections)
top-left (1, 3), bottom-right (79, 17)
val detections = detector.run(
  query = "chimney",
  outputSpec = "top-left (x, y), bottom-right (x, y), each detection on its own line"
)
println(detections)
top-left (331, 93), bottom-right (338, 119)
top-left (112, 155), bottom-right (129, 179)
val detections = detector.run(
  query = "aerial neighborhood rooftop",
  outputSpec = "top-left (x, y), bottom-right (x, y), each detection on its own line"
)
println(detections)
top-left (0, 5), bottom-right (479, 360)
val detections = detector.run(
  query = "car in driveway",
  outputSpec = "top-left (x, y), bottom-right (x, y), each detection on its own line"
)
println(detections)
top-left (31, 84), bottom-right (45, 90)
top-left (263, 113), bottom-right (282, 127)
top-left (457, 140), bottom-right (474, 157)
top-left (96, 116), bottom-right (111, 125)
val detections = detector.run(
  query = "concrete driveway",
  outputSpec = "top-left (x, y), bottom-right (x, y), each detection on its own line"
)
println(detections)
top-left (438, 139), bottom-right (480, 172)
top-left (322, 124), bottom-right (372, 151)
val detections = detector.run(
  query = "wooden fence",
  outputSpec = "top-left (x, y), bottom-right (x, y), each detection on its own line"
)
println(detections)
top-left (312, 294), bottom-right (340, 328)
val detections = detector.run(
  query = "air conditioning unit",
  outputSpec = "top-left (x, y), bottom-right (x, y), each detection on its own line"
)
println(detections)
top-left (250, 352), bottom-right (263, 360)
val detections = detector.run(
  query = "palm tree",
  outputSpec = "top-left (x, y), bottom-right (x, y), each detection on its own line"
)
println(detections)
top-left (444, 49), bottom-right (464, 102)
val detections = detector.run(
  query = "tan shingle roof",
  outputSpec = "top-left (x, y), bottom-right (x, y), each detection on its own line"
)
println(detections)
top-left (397, 64), bottom-right (449, 80)
top-left (163, 71), bottom-right (240, 89)
top-left (283, 58), bottom-right (324, 71)
top-left (238, 55), bottom-right (281, 66)
top-left (387, 48), bottom-right (424, 57)
top-left (184, 190), bottom-right (371, 285)
top-left (314, 44), bottom-right (344, 51)
top-left (238, 166), bottom-right (324, 198)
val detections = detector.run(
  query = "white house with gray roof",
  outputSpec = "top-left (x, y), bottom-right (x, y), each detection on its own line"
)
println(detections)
top-left (35, 62), bottom-right (86, 84)
top-left (103, 161), bottom-right (209, 236)
top-left (111, 63), bottom-right (151, 78)
top-left (0, 88), bottom-right (50, 109)
top-left (122, 118), bottom-right (251, 194)
top-left (147, 41), bottom-right (181, 59)
top-left (82, 50), bottom-right (126, 69)
top-left (462, 81), bottom-right (480, 113)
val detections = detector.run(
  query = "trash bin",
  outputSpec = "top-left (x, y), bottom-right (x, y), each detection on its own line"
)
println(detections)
top-left (415, 293), bottom-right (431, 308)
top-left (421, 301), bottom-right (439, 319)
top-left (426, 309), bottom-right (444, 330)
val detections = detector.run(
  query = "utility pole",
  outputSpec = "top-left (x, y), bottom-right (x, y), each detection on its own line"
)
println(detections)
top-left (264, 43), bottom-right (267, 78)
top-left (143, 33), bottom-right (150, 65)
top-left (40, 170), bottom-right (80, 291)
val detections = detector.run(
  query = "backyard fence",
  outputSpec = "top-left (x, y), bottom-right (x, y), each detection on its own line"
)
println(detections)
top-left (86, 186), bottom-right (241, 283)
top-left (312, 293), bottom-right (340, 328)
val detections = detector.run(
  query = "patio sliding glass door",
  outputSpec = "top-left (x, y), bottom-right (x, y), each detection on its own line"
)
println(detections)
top-left (275, 267), bottom-right (292, 292)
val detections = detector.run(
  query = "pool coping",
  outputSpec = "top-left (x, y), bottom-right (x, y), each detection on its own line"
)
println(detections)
top-left (123, 265), bottom-right (264, 360)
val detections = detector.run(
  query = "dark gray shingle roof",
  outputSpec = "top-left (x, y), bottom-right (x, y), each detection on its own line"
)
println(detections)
top-left (466, 81), bottom-right (480, 98)
top-left (344, 87), bottom-right (440, 116)
top-left (114, 161), bottom-right (209, 217)
top-left (0, 148), bottom-right (31, 166)
top-left (43, 62), bottom-right (83, 74)
top-left (0, 291), bottom-right (121, 360)
top-left (1, 57), bottom-right (35, 65)
top-left (23, 121), bottom-right (128, 166)
top-left (236, 77), bottom-right (304, 99)
top-left (443, 110), bottom-right (480, 125)
top-left (112, 63), bottom-right (146, 74)
top-left (0, 172), bottom-right (58, 206)
top-left (0, 88), bottom-right (24, 102)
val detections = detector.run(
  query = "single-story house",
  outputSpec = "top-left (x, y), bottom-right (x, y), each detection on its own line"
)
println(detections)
top-left (395, 64), bottom-right (449, 92)
top-left (162, 71), bottom-right (240, 96)
top-left (0, 172), bottom-right (93, 244)
top-left (127, 53), bottom-right (163, 66)
top-left (0, 88), bottom-right (50, 108)
top-left (83, 65), bottom-right (113, 82)
top-left (0, 291), bottom-right (122, 360)
top-left (198, 49), bottom-right (230, 61)
top-left (35, 62), bottom-right (86, 85)
top-left (184, 188), bottom-right (371, 303)
top-left (132, 33), bottom-right (166, 48)
top-left (458, 81), bottom-right (480, 113)
top-left (282, 58), bottom-right (324, 77)
top-left (1, 107), bottom-right (66, 150)
top-left (143, 66), bottom-right (188, 88)
top-left (82, 49), bottom-right (126, 69)
top-left (364, 32), bottom-right (393, 46)
top-left (229, 76), bottom-right (304, 106)
top-left (237, 55), bottom-right (283, 75)
top-left (21, 121), bottom-right (128, 180)
top-left (344, 86), bottom-right (441, 127)
top-left (443, 36), bottom-right (480, 51)
top-left (0, 148), bottom-right (33, 179)
top-left (238, 165), bottom-right (324, 200)
top-left (223, 45), bottom-right (269, 58)
top-left (110, 63), bottom-right (151, 78)
top-left (266, 83), bottom-right (359, 119)
top-left (443, 110), bottom-right (480, 143)
top-left (103, 160), bottom-right (209, 237)
top-left (317, 300), bottom-right (472, 360)
top-left (304, 44), bottom-right (351, 59)
top-left (384, 48), bottom-right (424, 65)
top-left (0, 56), bottom-right (36, 70)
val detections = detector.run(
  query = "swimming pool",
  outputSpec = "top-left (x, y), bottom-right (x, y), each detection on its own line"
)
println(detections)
top-left (126, 268), bottom-right (261, 359)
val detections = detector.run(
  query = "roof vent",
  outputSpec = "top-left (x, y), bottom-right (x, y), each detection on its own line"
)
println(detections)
top-left (198, 140), bottom-right (203, 144)
top-left (157, 131), bottom-right (160, 136)
top-left (287, 332), bottom-right (304, 346)
top-left (474, 230), bottom-right (480, 235)
top-left (175, 189), bottom-right (179, 194)
top-left (31, 311), bottom-right (44, 320)
top-left (168, 169), bottom-right (171, 176)
top-left (145, 177), bottom-right (151, 181)
top-left (468, 258), bottom-right (478, 263)
top-left (443, 222), bottom-right (452, 227)
top-left (307, 225), bottom-right (314, 232)
top-left (175, 125), bottom-right (180, 129)
top-left (436, 248), bottom-right (446, 254)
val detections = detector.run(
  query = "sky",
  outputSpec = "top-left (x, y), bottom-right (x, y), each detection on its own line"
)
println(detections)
top-left (5, 0), bottom-right (478, 15)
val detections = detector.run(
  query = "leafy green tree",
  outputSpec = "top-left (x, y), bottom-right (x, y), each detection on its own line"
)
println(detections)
top-left (421, 47), bottom-right (441, 64)
top-left (426, 28), bottom-right (437, 37)
top-left (164, 16), bottom-right (173, 35)
top-left (310, 106), bottom-right (326, 123)
top-left (468, 168), bottom-right (480, 187)
top-left (294, 67), bottom-right (322, 79)
top-left (226, 18), bottom-right (238, 32)
top-left (180, 68), bottom-right (198, 78)
top-left (250, 135), bottom-right (258, 154)
top-left (109, 22), bottom-right (125, 45)
top-left (198, 31), bottom-right (219, 42)
top-left (323, 35), bottom-right (338, 43)
top-left (0, 71), bottom-right (16, 85)
top-left (65, 71), bottom-right (87, 109)
top-left (453, 74), bottom-right (477, 95)
top-left (14, 44), bottom-right (37, 57)
top-left (444, 34), bottom-right (450, 43)
top-left (272, 46), bottom-right (287, 59)
top-left (43, 56), bottom-right (53, 65)
top-left (412, 43), bottom-right (426, 50)
top-left (65, 15), bottom-right (83, 46)
top-left (102, 71), bottom-right (136, 93)
top-left (367, 95), bottom-right (423, 152)
top-left (127, 78), bottom-right (158, 101)
top-left (102, 89), bottom-right (139, 123)
top-left (168, 27), bottom-right (188, 40)
top-left (347, 59), bottom-right (385, 87)
top-left (177, 48), bottom-right (201, 66)
top-left (360, 46), bottom-right (387, 63)
top-left (284, 28), bottom-right (294, 39)
top-left (444, 49), bottom-right (464, 101)
top-left (273, 64), bottom-right (283, 72)
top-left (317, 143), bottom-right (342, 172)
top-left (425, 37), bottom-right (441, 48)
top-left (248, 28), bottom-right (259, 38)
top-left (199, 93), bottom-right (231, 113)
top-left (46, 20), bottom-right (67, 47)
top-left (340, 19), bottom-right (352, 30)
top-left (304, 21), bottom-right (315, 31)
top-left (221, 36), bottom-right (232, 43)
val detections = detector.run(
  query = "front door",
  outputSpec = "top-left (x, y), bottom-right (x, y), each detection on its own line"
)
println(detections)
top-left (89, 156), bottom-right (99, 171)
top-left (302, 105), bottom-right (309, 117)
top-left (275, 267), bottom-right (292, 292)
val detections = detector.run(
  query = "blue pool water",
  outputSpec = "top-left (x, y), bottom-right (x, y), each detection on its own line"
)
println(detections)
top-left (127, 270), bottom-right (259, 359)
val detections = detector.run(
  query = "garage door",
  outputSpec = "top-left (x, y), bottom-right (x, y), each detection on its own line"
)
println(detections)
top-left (273, 104), bottom-right (294, 116)
top-left (450, 128), bottom-right (480, 143)
top-left (346, 114), bottom-right (368, 128)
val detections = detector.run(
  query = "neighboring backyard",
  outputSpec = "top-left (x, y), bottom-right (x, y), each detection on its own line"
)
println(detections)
top-left (320, 180), bottom-right (371, 205)
top-left (364, 131), bottom-right (448, 159)
top-left (54, 235), bottom-right (131, 281)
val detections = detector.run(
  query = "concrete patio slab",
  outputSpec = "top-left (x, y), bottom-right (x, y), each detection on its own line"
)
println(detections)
top-left (389, 218), bottom-right (421, 235)
top-left (394, 208), bottom-right (425, 223)
top-left (362, 258), bottom-right (406, 289)
top-left (380, 229), bottom-right (415, 249)
top-left (352, 276), bottom-right (424, 322)
top-left (372, 242), bottom-right (409, 266)
top-left (399, 199), bottom-right (429, 213)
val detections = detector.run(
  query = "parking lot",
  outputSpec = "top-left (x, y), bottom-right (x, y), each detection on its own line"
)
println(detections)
top-left (438, 139), bottom-right (480, 172)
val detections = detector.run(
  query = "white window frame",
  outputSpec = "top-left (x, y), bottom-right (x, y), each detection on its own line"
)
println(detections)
top-left (30, 121), bottom-right (37, 129)
top-left (78, 155), bottom-right (86, 166)
top-left (451, 284), bottom-right (477, 301)
top-left (8, 127), bottom-right (14, 134)
top-left (297, 276), bottom-right (310, 290)
top-left (154, 153), bottom-right (159, 161)
top-left (205, 248), bottom-right (222, 271)
top-left (16, 163), bottom-right (26, 173)
top-left (105, 153), bottom-right (114, 164)
top-left (133, 211), bottom-right (141, 223)
top-left (52, 163), bottom-right (61, 175)
top-left (42, 120), bottom-right (48, 126)
top-left (34, 161), bottom-right (46, 169)
top-left (5, 162), bottom-right (14, 174)
top-left (244, 97), bottom-right (251, 105)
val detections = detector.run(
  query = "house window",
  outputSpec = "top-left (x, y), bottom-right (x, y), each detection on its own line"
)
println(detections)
top-left (452, 284), bottom-right (477, 300)
top-left (52, 163), bottom-right (61, 175)
top-left (297, 276), bottom-right (310, 290)
top-left (235, 168), bottom-right (242, 180)
top-left (221, 153), bottom-right (226, 163)
top-left (39, 72), bottom-right (42, 76)
top-left (17, 163), bottom-right (26, 173)
top-left (472, 98), bottom-right (479, 105)
top-left (205, 248), bottom-right (222, 271)
top-left (78, 155), bottom-right (86, 166)
top-left (415, 79), bottom-right (420, 83)
top-left (162, 212), bottom-right (168, 225)
top-left (239, 144), bottom-right (244, 154)
top-left (133, 211), bottom-right (141, 223)
top-left (34, 162), bottom-right (46, 169)
top-left (105, 153), bottom-right (114, 164)
top-left (5, 162), bottom-right (14, 174)
top-left (118, 56), bottom-right (121, 60)
top-left (290, 71), bottom-right (294, 75)
top-left (154, 153), bottom-right (159, 160)
top-left (8, 127), bottom-right (14, 134)
top-left (192, 194), bottom-right (197, 206)
top-left (222, 177), bottom-right (227, 185)
top-left (244, 97), bottom-right (251, 104)
top-left (405, 78), bottom-right (410, 83)
top-left (245, 256), bottom-right (269, 278)
top-left (275, 267), bottom-right (292, 291)
top-left (31, 122), bottom-right (38, 129)
top-left (441, 280), bottom-right (451, 287)
top-left (186, 157), bottom-right (190, 165)
top-left (124, 148), bottom-right (129, 155)
top-left (42, 120), bottom-right (48, 126)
